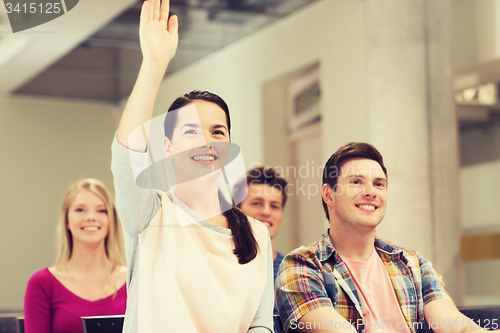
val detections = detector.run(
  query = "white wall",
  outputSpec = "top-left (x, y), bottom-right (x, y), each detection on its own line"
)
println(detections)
top-left (460, 161), bottom-right (500, 306)
top-left (461, 160), bottom-right (500, 230)
top-left (150, 0), bottom-right (366, 168)
top-left (0, 94), bottom-right (119, 310)
top-left (141, 0), bottom-right (366, 254)
top-left (452, 0), bottom-right (500, 69)
top-left (453, 0), bottom-right (500, 305)
top-left (451, 0), bottom-right (500, 69)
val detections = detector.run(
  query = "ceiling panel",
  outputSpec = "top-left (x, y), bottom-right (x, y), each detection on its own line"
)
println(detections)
top-left (13, 0), bottom-right (318, 103)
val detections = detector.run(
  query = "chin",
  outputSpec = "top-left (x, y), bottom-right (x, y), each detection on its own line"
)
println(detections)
top-left (362, 220), bottom-right (382, 228)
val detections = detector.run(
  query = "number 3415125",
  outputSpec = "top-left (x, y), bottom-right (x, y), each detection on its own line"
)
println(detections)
top-left (5, 3), bottom-right (62, 14)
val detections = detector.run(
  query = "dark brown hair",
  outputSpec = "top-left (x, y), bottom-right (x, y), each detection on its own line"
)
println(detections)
top-left (233, 166), bottom-right (288, 209)
top-left (165, 90), bottom-right (258, 265)
top-left (322, 142), bottom-right (387, 220)
top-left (165, 90), bottom-right (230, 139)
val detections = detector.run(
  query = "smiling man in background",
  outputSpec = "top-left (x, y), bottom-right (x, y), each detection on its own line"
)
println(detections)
top-left (234, 166), bottom-right (289, 281)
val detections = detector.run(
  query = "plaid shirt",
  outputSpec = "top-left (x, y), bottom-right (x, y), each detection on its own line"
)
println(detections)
top-left (275, 230), bottom-right (451, 333)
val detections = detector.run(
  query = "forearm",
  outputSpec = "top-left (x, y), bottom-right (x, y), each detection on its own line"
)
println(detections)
top-left (294, 307), bottom-right (358, 333)
top-left (439, 313), bottom-right (493, 333)
top-left (425, 299), bottom-right (500, 333)
top-left (117, 59), bottom-right (169, 151)
top-left (117, 0), bottom-right (178, 151)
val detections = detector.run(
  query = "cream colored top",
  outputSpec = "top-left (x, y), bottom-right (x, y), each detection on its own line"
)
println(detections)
top-left (138, 193), bottom-right (269, 332)
top-left (111, 136), bottom-right (274, 333)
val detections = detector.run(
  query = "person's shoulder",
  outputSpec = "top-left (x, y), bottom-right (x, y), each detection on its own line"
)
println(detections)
top-left (245, 216), bottom-right (274, 251)
top-left (26, 267), bottom-right (53, 291)
top-left (275, 251), bottom-right (285, 263)
top-left (112, 265), bottom-right (127, 287)
top-left (376, 238), bottom-right (429, 269)
top-left (115, 264), bottom-right (127, 275)
top-left (28, 267), bottom-right (51, 281)
top-left (376, 237), bottom-right (419, 256)
top-left (284, 239), bottom-right (322, 265)
top-left (296, 238), bottom-right (321, 255)
top-left (247, 216), bottom-right (269, 235)
top-left (276, 241), bottom-right (325, 286)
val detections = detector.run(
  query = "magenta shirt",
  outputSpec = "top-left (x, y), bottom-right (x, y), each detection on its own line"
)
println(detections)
top-left (23, 267), bottom-right (126, 333)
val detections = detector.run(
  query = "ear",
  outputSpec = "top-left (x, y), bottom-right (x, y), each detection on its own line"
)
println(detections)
top-left (164, 137), bottom-right (173, 157)
top-left (322, 184), bottom-right (334, 207)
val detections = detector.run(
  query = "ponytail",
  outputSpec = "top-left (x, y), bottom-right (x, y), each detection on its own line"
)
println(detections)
top-left (218, 192), bottom-right (259, 264)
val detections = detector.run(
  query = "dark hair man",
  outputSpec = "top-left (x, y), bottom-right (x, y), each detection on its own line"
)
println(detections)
top-left (234, 166), bottom-right (288, 277)
top-left (275, 142), bottom-right (496, 333)
top-left (234, 166), bottom-right (288, 321)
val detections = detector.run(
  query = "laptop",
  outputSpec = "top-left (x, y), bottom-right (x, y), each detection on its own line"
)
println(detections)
top-left (0, 313), bottom-right (23, 333)
top-left (16, 317), bottom-right (24, 333)
top-left (459, 307), bottom-right (500, 330)
top-left (81, 315), bottom-right (124, 333)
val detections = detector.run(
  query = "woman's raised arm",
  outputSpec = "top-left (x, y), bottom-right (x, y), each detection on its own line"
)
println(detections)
top-left (117, 0), bottom-right (178, 152)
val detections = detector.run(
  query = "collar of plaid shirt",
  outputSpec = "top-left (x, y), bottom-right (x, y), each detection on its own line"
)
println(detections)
top-left (314, 230), bottom-right (420, 333)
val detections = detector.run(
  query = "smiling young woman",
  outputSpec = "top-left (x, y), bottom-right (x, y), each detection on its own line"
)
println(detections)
top-left (111, 0), bottom-right (273, 332)
top-left (23, 179), bottom-right (127, 333)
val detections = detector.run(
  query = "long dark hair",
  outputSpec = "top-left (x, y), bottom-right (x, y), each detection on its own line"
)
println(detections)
top-left (165, 90), bottom-right (258, 265)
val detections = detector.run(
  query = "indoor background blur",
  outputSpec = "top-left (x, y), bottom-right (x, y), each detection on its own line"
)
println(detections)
top-left (1, 0), bottom-right (499, 311)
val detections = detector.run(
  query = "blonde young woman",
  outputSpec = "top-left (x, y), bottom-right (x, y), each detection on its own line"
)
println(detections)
top-left (111, 0), bottom-right (273, 332)
top-left (23, 179), bottom-right (127, 333)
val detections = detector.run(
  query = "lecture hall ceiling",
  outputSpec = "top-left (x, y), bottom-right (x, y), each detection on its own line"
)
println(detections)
top-left (13, 0), bottom-right (318, 103)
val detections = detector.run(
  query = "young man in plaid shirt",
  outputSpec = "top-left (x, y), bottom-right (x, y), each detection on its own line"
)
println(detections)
top-left (275, 142), bottom-right (496, 333)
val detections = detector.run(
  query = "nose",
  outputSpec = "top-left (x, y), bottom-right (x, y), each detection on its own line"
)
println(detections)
top-left (204, 131), bottom-right (211, 144)
top-left (261, 204), bottom-right (271, 216)
top-left (362, 183), bottom-right (377, 198)
top-left (86, 211), bottom-right (96, 221)
top-left (200, 132), bottom-right (212, 152)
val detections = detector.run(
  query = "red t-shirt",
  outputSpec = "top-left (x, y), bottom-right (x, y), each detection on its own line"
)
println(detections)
top-left (24, 267), bottom-right (126, 333)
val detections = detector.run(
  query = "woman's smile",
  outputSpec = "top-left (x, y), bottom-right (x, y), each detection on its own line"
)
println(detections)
top-left (191, 153), bottom-right (217, 164)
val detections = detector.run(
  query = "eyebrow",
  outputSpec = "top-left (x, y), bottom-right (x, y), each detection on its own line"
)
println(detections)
top-left (347, 174), bottom-right (388, 182)
top-left (212, 124), bottom-right (228, 131)
top-left (73, 203), bottom-right (107, 208)
top-left (179, 123), bottom-right (201, 130)
top-left (250, 197), bottom-right (282, 204)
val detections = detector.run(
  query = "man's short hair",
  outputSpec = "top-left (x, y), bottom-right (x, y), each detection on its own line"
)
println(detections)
top-left (322, 142), bottom-right (387, 220)
top-left (233, 166), bottom-right (288, 208)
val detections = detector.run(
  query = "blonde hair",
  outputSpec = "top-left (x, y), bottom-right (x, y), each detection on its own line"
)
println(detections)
top-left (55, 178), bottom-right (125, 270)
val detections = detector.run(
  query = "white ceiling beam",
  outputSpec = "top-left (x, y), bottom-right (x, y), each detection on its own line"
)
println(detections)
top-left (0, 0), bottom-right (135, 94)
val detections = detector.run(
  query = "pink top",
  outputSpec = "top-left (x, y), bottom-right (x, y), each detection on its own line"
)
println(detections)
top-left (23, 267), bottom-right (126, 333)
top-left (342, 250), bottom-right (411, 333)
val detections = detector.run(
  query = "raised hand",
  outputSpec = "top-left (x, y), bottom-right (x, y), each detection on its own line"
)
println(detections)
top-left (117, 0), bottom-right (179, 150)
top-left (139, 0), bottom-right (179, 68)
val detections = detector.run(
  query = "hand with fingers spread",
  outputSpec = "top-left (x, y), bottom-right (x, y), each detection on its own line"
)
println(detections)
top-left (117, 0), bottom-right (180, 150)
top-left (139, 0), bottom-right (179, 68)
